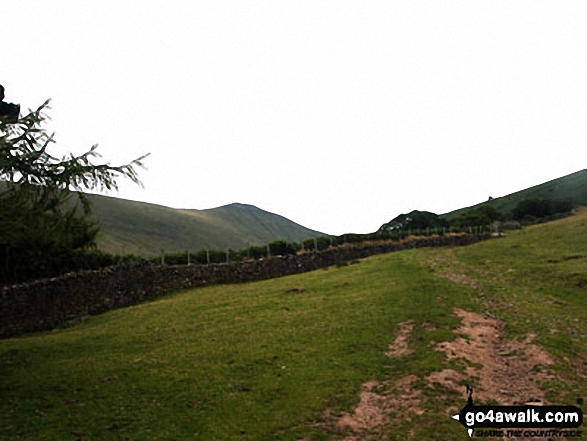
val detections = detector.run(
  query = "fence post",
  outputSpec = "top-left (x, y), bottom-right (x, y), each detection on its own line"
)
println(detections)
top-left (206, 249), bottom-right (210, 266)
top-left (187, 250), bottom-right (191, 265)
top-left (267, 244), bottom-right (271, 258)
top-left (160, 249), bottom-right (165, 265)
top-left (314, 237), bottom-right (318, 253)
top-left (226, 249), bottom-right (230, 264)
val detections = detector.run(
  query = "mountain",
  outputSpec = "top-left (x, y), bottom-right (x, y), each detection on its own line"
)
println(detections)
top-left (86, 194), bottom-right (324, 257)
top-left (441, 169), bottom-right (587, 220)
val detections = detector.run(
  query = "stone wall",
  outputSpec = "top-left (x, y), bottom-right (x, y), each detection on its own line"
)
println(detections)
top-left (0, 234), bottom-right (492, 338)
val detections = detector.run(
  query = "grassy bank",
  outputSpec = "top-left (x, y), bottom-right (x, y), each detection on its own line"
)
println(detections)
top-left (1, 210), bottom-right (586, 440)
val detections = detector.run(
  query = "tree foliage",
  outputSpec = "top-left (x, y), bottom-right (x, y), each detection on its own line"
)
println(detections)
top-left (379, 210), bottom-right (449, 231)
top-left (452, 205), bottom-right (504, 228)
top-left (512, 199), bottom-right (573, 221)
top-left (1, 99), bottom-right (148, 283)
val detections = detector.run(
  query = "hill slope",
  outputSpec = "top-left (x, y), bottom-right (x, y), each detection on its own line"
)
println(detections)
top-left (1, 209), bottom-right (585, 440)
top-left (87, 194), bottom-right (323, 256)
top-left (442, 168), bottom-right (587, 220)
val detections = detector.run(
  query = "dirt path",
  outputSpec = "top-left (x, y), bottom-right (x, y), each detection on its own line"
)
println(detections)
top-left (433, 308), bottom-right (553, 405)
top-left (326, 308), bottom-right (554, 440)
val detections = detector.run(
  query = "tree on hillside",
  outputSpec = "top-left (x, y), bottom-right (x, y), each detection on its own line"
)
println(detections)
top-left (451, 205), bottom-right (504, 228)
top-left (512, 199), bottom-right (573, 221)
top-left (0, 93), bottom-right (149, 282)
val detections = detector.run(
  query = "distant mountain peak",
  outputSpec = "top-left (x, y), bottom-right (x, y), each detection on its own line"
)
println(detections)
top-left (87, 194), bottom-right (323, 257)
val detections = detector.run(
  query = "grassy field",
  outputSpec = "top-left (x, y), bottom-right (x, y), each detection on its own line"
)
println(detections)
top-left (1, 210), bottom-right (586, 440)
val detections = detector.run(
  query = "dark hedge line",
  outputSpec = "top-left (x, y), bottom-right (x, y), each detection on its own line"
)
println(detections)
top-left (154, 225), bottom-right (489, 266)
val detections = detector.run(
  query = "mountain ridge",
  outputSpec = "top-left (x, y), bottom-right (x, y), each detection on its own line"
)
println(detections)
top-left (441, 169), bottom-right (587, 220)
top-left (88, 194), bottom-right (323, 257)
top-left (374, 169), bottom-right (587, 230)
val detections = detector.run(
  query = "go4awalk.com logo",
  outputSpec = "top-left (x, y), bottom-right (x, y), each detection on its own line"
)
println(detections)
top-left (451, 386), bottom-right (583, 438)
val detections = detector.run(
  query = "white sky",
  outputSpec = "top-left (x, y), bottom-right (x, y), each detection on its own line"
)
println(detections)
top-left (3, 1), bottom-right (587, 234)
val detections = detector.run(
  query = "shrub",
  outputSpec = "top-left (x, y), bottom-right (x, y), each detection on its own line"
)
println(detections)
top-left (512, 199), bottom-right (573, 221)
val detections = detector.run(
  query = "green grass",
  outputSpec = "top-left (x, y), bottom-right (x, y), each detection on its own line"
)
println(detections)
top-left (442, 168), bottom-right (587, 220)
top-left (444, 210), bottom-right (587, 404)
top-left (87, 196), bottom-right (323, 257)
top-left (2, 210), bottom-right (587, 440)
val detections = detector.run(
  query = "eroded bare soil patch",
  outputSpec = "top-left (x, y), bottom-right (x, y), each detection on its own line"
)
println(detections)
top-left (335, 375), bottom-right (423, 441)
top-left (385, 320), bottom-right (414, 357)
top-left (319, 310), bottom-right (555, 440)
top-left (432, 308), bottom-right (553, 405)
top-left (439, 273), bottom-right (480, 290)
top-left (323, 321), bottom-right (421, 440)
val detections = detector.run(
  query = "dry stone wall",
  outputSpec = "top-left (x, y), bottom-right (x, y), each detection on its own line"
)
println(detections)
top-left (0, 234), bottom-right (492, 338)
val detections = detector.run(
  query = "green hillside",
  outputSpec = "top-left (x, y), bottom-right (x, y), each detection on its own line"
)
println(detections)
top-left (2, 209), bottom-right (586, 440)
top-left (87, 194), bottom-right (323, 257)
top-left (442, 168), bottom-right (587, 220)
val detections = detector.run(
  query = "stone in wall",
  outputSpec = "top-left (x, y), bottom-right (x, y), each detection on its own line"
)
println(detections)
top-left (0, 234), bottom-right (492, 338)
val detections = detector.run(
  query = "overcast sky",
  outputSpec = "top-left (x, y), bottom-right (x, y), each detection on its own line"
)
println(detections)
top-left (4, 1), bottom-right (587, 234)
